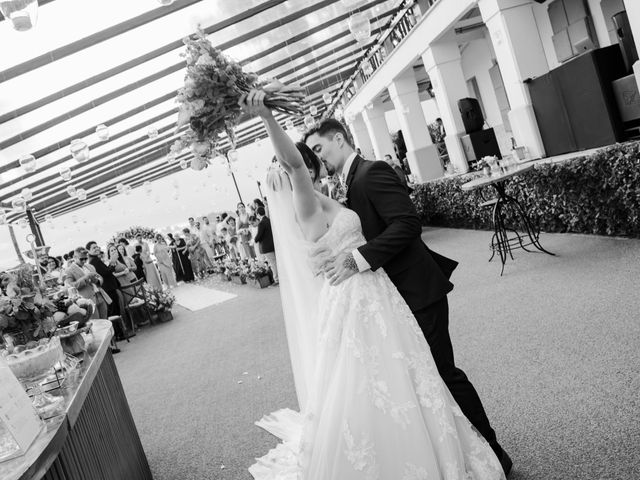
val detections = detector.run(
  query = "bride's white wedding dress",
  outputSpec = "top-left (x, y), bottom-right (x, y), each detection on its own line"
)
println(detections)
top-left (250, 208), bottom-right (505, 480)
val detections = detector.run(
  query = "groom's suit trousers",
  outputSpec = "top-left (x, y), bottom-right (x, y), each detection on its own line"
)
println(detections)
top-left (414, 296), bottom-right (500, 456)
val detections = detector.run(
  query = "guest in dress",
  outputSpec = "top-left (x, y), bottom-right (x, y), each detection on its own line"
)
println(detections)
top-left (167, 233), bottom-right (185, 282)
top-left (115, 245), bottom-right (138, 283)
top-left (183, 228), bottom-right (207, 278)
top-left (154, 235), bottom-right (177, 288)
top-left (175, 234), bottom-right (195, 282)
top-left (86, 241), bottom-right (121, 318)
top-left (132, 246), bottom-right (146, 281)
top-left (224, 218), bottom-right (240, 260)
top-left (45, 256), bottom-right (62, 283)
top-left (236, 203), bottom-right (256, 260)
top-left (140, 243), bottom-right (162, 290)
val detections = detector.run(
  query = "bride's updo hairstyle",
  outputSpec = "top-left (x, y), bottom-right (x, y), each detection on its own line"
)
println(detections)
top-left (266, 143), bottom-right (322, 192)
top-left (295, 141), bottom-right (322, 183)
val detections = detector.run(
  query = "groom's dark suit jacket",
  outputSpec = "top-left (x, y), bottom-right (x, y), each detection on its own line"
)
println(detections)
top-left (346, 155), bottom-right (458, 311)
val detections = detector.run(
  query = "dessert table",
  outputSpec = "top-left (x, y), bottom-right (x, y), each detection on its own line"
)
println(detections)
top-left (0, 320), bottom-right (153, 480)
top-left (461, 163), bottom-right (554, 275)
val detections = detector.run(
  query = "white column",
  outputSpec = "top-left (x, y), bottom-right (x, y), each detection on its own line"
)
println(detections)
top-left (421, 33), bottom-right (470, 174)
top-left (348, 113), bottom-right (375, 160)
top-left (623, 0), bottom-right (640, 91)
top-left (479, 0), bottom-right (549, 159)
top-left (361, 100), bottom-right (395, 161)
top-left (388, 68), bottom-right (444, 181)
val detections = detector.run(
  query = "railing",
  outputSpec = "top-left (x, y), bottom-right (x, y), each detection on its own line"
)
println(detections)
top-left (326, 0), bottom-right (441, 118)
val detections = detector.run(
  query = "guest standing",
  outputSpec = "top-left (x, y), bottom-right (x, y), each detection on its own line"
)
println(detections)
top-left (141, 243), bottom-right (162, 289)
top-left (175, 234), bottom-right (195, 282)
top-left (86, 241), bottom-right (121, 318)
top-left (63, 247), bottom-right (109, 320)
top-left (236, 203), bottom-right (256, 259)
top-left (253, 207), bottom-right (278, 285)
top-left (167, 233), bottom-right (184, 282)
top-left (154, 235), bottom-right (177, 288)
top-left (131, 246), bottom-right (146, 281)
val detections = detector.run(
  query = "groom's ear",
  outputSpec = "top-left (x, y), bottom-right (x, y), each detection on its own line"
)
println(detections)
top-left (334, 132), bottom-right (345, 147)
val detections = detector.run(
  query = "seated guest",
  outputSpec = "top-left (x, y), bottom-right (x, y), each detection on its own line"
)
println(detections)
top-left (45, 256), bottom-right (62, 282)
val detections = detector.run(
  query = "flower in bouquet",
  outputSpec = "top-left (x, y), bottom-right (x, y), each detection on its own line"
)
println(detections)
top-left (143, 285), bottom-right (175, 312)
top-left (173, 29), bottom-right (306, 164)
top-left (247, 259), bottom-right (271, 280)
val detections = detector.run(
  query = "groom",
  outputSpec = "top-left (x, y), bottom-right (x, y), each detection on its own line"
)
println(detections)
top-left (304, 119), bottom-right (512, 475)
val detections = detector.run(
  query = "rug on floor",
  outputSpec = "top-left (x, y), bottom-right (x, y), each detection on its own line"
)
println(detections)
top-left (172, 284), bottom-right (236, 311)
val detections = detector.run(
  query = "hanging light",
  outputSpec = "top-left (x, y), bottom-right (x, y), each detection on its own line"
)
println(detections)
top-left (213, 154), bottom-right (226, 165)
top-left (0, 211), bottom-right (7, 225)
top-left (0, 0), bottom-right (38, 32)
top-left (340, 0), bottom-right (366, 7)
top-left (362, 61), bottom-right (374, 76)
top-left (11, 197), bottom-right (26, 212)
top-left (76, 189), bottom-right (87, 201)
top-left (44, 214), bottom-right (53, 223)
top-left (58, 166), bottom-right (72, 181)
top-left (66, 185), bottom-right (77, 197)
top-left (99, 194), bottom-right (108, 204)
top-left (147, 127), bottom-right (159, 139)
top-left (20, 188), bottom-right (33, 202)
top-left (323, 93), bottom-right (332, 105)
top-left (348, 12), bottom-right (371, 44)
top-left (309, 105), bottom-right (318, 116)
top-left (143, 181), bottom-right (152, 194)
top-left (179, 159), bottom-right (189, 170)
top-left (334, 107), bottom-right (344, 119)
top-left (157, 0), bottom-right (175, 5)
top-left (18, 218), bottom-right (27, 229)
top-left (70, 139), bottom-right (90, 163)
top-left (95, 124), bottom-right (110, 141)
top-left (123, 185), bottom-right (132, 195)
top-left (285, 119), bottom-right (295, 130)
top-left (19, 154), bottom-right (36, 173)
top-left (304, 116), bottom-right (316, 128)
top-left (228, 150), bottom-right (239, 162)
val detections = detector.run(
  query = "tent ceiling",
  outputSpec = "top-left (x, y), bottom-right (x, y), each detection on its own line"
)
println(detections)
top-left (1, 0), bottom-right (407, 222)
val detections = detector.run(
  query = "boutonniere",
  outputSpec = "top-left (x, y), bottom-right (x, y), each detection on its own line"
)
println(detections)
top-left (331, 181), bottom-right (348, 206)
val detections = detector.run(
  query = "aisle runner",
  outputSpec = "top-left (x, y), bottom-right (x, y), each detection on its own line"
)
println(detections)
top-left (172, 284), bottom-right (236, 311)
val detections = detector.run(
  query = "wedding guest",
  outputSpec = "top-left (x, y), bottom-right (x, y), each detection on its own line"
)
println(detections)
top-left (236, 202), bottom-right (256, 259)
top-left (175, 233), bottom-right (195, 282)
top-left (108, 245), bottom-right (137, 287)
top-left (45, 256), bottom-right (62, 282)
top-left (117, 244), bottom-right (138, 276)
top-left (384, 154), bottom-right (409, 189)
top-left (216, 213), bottom-right (229, 236)
top-left (87, 241), bottom-right (121, 318)
top-left (225, 217), bottom-right (240, 260)
top-left (132, 246), bottom-right (146, 281)
top-left (200, 216), bottom-right (217, 261)
top-left (183, 228), bottom-right (206, 278)
top-left (167, 233), bottom-right (184, 282)
top-left (131, 234), bottom-right (150, 257)
top-left (254, 207), bottom-right (278, 285)
top-left (154, 235), bottom-right (177, 288)
top-left (63, 247), bottom-right (109, 320)
top-left (141, 243), bottom-right (162, 289)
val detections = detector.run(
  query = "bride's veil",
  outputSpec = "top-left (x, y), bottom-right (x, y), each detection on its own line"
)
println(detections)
top-left (264, 165), bottom-right (323, 412)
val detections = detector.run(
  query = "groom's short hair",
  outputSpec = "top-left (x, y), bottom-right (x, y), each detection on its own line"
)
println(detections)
top-left (303, 118), bottom-right (353, 148)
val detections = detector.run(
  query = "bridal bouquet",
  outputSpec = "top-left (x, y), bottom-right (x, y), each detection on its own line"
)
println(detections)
top-left (173, 29), bottom-right (306, 164)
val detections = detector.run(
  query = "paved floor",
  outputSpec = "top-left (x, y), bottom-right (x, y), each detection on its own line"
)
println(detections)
top-left (115, 227), bottom-right (640, 480)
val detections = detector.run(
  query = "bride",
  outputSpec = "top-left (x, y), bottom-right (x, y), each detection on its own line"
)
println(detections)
top-left (240, 88), bottom-right (505, 480)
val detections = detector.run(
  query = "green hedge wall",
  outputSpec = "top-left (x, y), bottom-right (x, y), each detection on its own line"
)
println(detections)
top-left (411, 141), bottom-right (640, 237)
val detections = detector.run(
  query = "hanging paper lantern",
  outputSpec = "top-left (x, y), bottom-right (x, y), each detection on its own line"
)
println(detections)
top-left (19, 154), bottom-right (36, 173)
top-left (362, 61), bottom-right (374, 76)
top-left (143, 181), bottom-right (152, 194)
top-left (70, 139), bottom-right (90, 163)
top-left (323, 92), bottom-right (332, 105)
top-left (66, 185), bottom-right (77, 197)
top-left (309, 105), bottom-right (318, 116)
top-left (213, 154), bottom-right (226, 165)
top-left (228, 150), bottom-right (239, 162)
top-left (95, 124), bottom-right (110, 141)
top-left (348, 12), bottom-right (371, 44)
top-left (0, 211), bottom-right (7, 225)
top-left (44, 214), bottom-right (53, 223)
top-left (297, 125), bottom-right (306, 134)
top-left (59, 166), bottom-right (72, 181)
top-left (20, 188), bottom-right (32, 202)
top-left (11, 197), bottom-right (26, 212)
top-left (123, 185), bottom-right (132, 195)
top-left (157, 0), bottom-right (175, 5)
top-left (99, 194), bottom-right (108, 204)
top-left (76, 189), bottom-right (87, 201)
top-left (304, 116), bottom-right (316, 128)
top-left (0, 0), bottom-right (38, 32)
top-left (180, 159), bottom-right (189, 170)
top-left (334, 107), bottom-right (344, 119)
top-left (18, 218), bottom-right (27, 229)
top-left (285, 119), bottom-right (295, 130)
top-left (147, 127), bottom-right (159, 139)
top-left (116, 183), bottom-right (125, 194)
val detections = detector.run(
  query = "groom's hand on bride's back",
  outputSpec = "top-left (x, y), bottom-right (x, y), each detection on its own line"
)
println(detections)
top-left (319, 251), bottom-right (358, 286)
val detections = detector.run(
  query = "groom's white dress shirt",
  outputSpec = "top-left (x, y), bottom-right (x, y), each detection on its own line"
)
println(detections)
top-left (339, 152), bottom-right (371, 273)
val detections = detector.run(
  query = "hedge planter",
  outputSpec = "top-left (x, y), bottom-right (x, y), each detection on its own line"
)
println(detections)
top-left (411, 141), bottom-right (640, 238)
top-left (157, 310), bottom-right (173, 322)
top-left (250, 275), bottom-right (271, 289)
top-left (230, 274), bottom-right (246, 285)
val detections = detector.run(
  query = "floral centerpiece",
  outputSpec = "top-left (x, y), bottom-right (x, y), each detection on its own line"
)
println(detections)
top-left (247, 260), bottom-right (272, 289)
top-left (172, 29), bottom-right (305, 167)
top-left (224, 259), bottom-right (246, 284)
top-left (110, 226), bottom-right (159, 244)
top-left (143, 285), bottom-right (175, 322)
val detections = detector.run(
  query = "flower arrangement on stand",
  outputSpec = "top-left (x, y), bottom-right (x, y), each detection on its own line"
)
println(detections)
top-left (212, 260), bottom-right (229, 281)
top-left (224, 259), bottom-right (246, 285)
top-left (172, 29), bottom-right (305, 165)
top-left (246, 260), bottom-right (272, 289)
top-left (110, 226), bottom-right (159, 244)
top-left (143, 285), bottom-right (175, 322)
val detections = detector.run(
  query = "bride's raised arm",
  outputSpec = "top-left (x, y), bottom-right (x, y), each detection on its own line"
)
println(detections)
top-left (239, 87), bottom-right (319, 222)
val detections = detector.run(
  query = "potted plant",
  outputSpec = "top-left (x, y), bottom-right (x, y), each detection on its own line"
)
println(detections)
top-left (225, 260), bottom-right (246, 285)
top-left (212, 260), bottom-right (229, 281)
top-left (247, 260), bottom-right (272, 289)
top-left (475, 158), bottom-right (490, 176)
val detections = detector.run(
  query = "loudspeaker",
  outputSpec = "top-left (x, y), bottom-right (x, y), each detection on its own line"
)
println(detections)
top-left (612, 11), bottom-right (639, 74)
top-left (461, 128), bottom-right (502, 165)
top-left (458, 98), bottom-right (484, 134)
